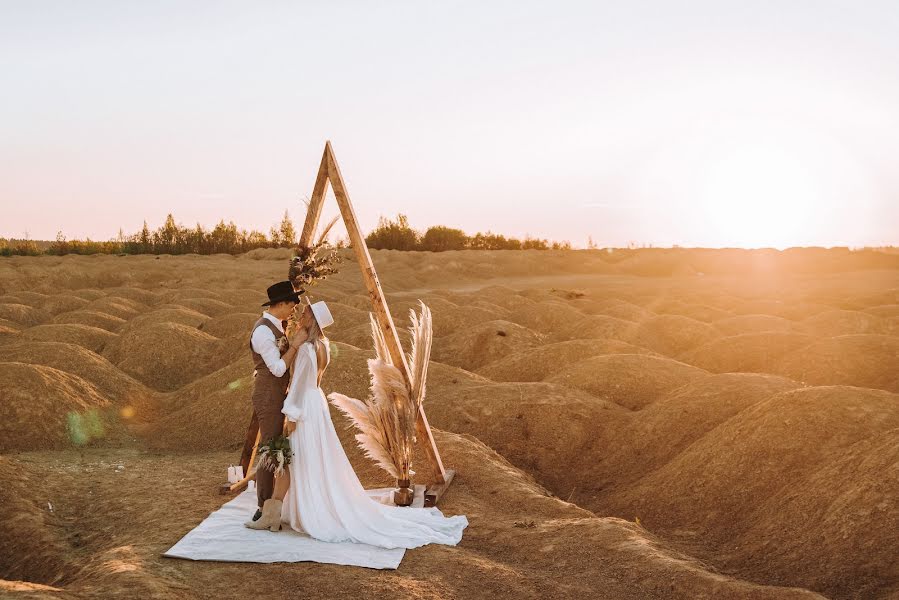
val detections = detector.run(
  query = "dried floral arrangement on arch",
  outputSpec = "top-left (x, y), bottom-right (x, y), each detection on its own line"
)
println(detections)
top-left (279, 215), bottom-right (343, 349)
top-left (288, 215), bottom-right (342, 292)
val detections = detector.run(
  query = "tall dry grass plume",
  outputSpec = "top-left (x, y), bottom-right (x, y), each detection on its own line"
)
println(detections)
top-left (328, 302), bottom-right (433, 480)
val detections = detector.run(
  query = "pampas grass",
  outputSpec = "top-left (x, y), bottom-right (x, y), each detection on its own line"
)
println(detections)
top-left (407, 302), bottom-right (433, 409)
top-left (328, 301), bottom-right (433, 481)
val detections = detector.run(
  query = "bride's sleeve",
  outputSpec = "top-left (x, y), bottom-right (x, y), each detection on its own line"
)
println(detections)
top-left (281, 343), bottom-right (312, 423)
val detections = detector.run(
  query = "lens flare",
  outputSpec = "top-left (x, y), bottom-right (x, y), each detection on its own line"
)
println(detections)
top-left (67, 409), bottom-right (105, 446)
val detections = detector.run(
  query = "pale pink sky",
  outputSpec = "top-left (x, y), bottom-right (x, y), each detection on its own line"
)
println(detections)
top-left (1, 1), bottom-right (897, 248)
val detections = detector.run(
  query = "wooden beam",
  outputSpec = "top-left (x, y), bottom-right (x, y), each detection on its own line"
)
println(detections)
top-left (325, 142), bottom-right (448, 484)
top-left (220, 429), bottom-right (260, 494)
top-left (239, 411), bottom-right (258, 480)
top-left (219, 466), bottom-right (256, 495)
top-left (324, 143), bottom-right (408, 373)
top-left (299, 146), bottom-right (331, 247)
top-left (414, 404), bottom-right (447, 482)
top-left (424, 469), bottom-right (455, 508)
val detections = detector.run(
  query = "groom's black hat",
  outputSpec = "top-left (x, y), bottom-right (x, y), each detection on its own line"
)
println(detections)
top-left (262, 281), bottom-right (302, 306)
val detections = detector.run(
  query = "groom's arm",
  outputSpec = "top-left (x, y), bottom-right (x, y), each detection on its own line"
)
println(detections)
top-left (251, 326), bottom-right (291, 377)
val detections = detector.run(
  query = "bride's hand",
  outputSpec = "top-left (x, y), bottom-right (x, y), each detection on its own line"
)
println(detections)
top-left (285, 420), bottom-right (297, 435)
top-left (289, 328), bottom-right (308, 347)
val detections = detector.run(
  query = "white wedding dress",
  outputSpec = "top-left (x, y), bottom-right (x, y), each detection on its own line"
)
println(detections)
top-left (278, 341), bottom-right (468, 549)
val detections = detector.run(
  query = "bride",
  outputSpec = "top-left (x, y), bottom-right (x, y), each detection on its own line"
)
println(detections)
top-left (245, 299), bottom-right (468, 550)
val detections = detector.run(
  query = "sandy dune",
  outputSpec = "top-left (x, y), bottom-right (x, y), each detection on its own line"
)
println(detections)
top-left (1, 247), bottom-right (897, 599)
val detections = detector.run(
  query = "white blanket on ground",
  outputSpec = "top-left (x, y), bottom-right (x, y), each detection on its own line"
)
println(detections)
top-left (163, 484), bottom-right (426, 570)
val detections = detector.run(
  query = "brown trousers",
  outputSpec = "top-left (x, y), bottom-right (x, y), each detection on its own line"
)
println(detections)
top-left (252, 384), bottom-right (287, 509)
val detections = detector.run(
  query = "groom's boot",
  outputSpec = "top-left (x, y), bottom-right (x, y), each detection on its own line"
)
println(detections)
top-left (244, 498), bottom-right (283, 532)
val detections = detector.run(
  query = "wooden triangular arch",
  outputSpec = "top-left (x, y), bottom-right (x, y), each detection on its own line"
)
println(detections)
top-left (224, 141), bottom-right (454, 507)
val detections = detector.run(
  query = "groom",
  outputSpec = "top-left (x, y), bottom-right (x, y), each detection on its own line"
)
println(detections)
top-left (248, 280), bottom-right (304, 522)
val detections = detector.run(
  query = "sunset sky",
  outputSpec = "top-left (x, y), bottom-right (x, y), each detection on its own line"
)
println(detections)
top-left (1, 1), bottom-right (897, 248)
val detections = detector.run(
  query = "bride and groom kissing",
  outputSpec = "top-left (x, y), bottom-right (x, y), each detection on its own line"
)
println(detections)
top-left (243, 280), bottom-right (468, 550)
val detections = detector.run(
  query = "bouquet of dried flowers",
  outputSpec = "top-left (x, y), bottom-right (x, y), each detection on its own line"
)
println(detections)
top-left (257, 434), bottom-right (292, 476)
top-left (288, 216), bottom-right (342, 291)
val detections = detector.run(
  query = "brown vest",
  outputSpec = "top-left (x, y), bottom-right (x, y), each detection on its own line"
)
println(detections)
top-left (250, 316), bottom-right (290, 398)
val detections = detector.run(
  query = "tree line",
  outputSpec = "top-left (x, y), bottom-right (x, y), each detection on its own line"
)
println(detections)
top-left (0, 212), bottom-right (302, 257)
top-left (365, 214), bottom-right (571, 251)
top-left (1, 212), bottom-right (571, 256)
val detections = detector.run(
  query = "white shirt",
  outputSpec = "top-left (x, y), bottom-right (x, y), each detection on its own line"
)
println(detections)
top-left (251, 311), bottom-right (288, 377)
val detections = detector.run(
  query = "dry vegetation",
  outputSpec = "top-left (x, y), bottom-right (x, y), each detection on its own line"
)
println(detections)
top-left (1, 247), bottom-right (897, 599)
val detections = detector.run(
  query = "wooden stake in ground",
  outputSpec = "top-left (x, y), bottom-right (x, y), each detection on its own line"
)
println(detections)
top-left (223, 141), bottom-right (454, 507)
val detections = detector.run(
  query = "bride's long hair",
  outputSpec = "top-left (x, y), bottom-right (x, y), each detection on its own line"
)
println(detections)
top-left (305, 307), bottom-right (330, 386)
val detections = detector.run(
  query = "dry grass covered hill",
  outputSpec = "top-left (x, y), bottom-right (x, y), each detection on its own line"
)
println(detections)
top-left (1, 247), bottom-right (897, 599)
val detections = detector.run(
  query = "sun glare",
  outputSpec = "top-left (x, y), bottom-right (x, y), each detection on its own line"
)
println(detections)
top-left (696, 142), bottom-right (822, 248)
